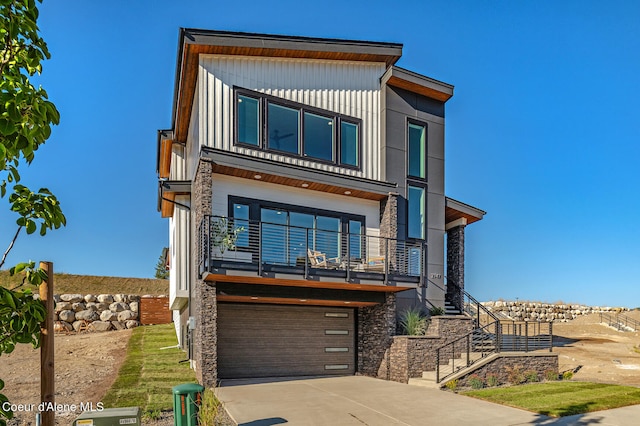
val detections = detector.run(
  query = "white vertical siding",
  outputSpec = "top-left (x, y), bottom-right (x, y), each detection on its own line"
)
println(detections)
top-left (198, 55), bottom-right (384, 181)
top-left (169, 145), bottom-right (186, 180)
top-left (169, 196), bottom-right (190, 311)
top-left (186, 78), bottom-right (201, 180)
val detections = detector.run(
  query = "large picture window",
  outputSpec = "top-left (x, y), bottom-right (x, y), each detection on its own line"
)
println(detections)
top-left (235, 87), bottom-right (361, 169)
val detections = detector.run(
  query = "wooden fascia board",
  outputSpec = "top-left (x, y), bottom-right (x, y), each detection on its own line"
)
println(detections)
top-left (382, 67), bottom-right (454, 102)
top-left (217, 294), bottom-right (379, 308)
top-left (445, 197), bottom-right (486, 225)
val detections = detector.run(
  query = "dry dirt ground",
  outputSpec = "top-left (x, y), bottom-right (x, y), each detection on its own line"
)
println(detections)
top-left (1, 313), bottom-right (639, 424)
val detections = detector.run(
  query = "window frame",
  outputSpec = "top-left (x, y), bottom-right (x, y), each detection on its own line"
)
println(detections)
top-left (405, 118), bottom-right (428, 241)
top-left (407, 118), bottom-right (428, 182)
top-left (234, 87), bottom-right (362, 170)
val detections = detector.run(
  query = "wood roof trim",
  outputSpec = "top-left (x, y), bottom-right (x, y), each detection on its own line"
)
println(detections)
top-left (382, 66), bottom-right (454, 102)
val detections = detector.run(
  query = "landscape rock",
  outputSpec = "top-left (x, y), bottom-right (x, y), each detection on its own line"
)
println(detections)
top-left (97, 294), bottom-right (114, 304)
top-left (72, 321), bottom-right (86, 332)
top-left (89, 321), bottom-right (112, 332)
top-left (125, 320), bottom-right (139, 329)
top-left (84, 294), bottom-right (97, 303)
top-left (55, 301), bottom-right (72, 312)
top-left (100, 311), bottom-right (117, 322)
top-left (59, 310), bottom-right (75, 323)
top-left (71, 302), bottom-right (86, 312)
top-left (60, 294), bottom-right (83, 303)
top-left (117, 310), bottom-right (137, 322)
top-left (113, 294), bottom-right (128, 303)
top-left (75, 310), bottom-right (99, 321)
top-left (95, 302), bottom-right (110, 311)
top-left (85, 302), bottom-right (99, 311)
top-left (111, 321), bottom-right (126, 330)
top-left (129, 301), bottom-right (139, 312)
top-left (109, 302), bottom-right (128, 312)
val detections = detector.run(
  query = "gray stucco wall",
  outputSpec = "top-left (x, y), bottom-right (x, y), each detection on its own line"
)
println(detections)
top-left (381, 85), bottom-right (447, 311)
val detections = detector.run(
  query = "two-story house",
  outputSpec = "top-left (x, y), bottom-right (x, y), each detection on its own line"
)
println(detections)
top-left (156, 29), bottom-right (485, 387)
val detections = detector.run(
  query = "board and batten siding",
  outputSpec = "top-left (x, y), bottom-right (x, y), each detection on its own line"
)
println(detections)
top-left (211, 174), bottom-right (380, 236)
top-left (169, 196), bottom-right (190, 310)
top-left (197, 55), bottom-right (385, 181)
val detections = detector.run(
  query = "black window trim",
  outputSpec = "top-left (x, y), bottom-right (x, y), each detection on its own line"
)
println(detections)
top-left (234, 86), bottom-right (362, 170)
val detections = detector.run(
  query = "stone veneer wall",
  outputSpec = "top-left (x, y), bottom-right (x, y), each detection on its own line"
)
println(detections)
top-left (191, 159), bottom-right (217, 388)
top-left (357, 292), bottom-right (397, 379)
top-left (445, 224), bottom-right (464, 311)
top-left (455, 354), bottom-right (558, 387)
top-left (53, 293), bottom-right (140, 332)
top-left (385, 316), bottom-right (474, 383)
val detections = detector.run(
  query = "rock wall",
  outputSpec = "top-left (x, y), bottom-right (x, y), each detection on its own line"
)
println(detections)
top-left (483, 301), bottom-right (630, 322)
top-left (53, 294), bottom-right (141, 333)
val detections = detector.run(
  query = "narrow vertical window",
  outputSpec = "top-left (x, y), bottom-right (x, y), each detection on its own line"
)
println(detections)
top-left (408, 185), bottom-right (425, 239)
top-left (340, 121), bottom-right (359, 167)
top-left (237, 95), bottom-right (259, 146)
top-left (268, 102), bottom-right (299, 154)
top-left (408, 122), bottom-right (426, 179)
top-left (348, 220), bottom-right (362, 259)
top-left (304, 112), bottom-right (334, 161)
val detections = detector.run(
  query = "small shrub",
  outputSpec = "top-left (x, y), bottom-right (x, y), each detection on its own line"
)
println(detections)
top-left (486, 374), bottom-right (500, 387)
top-left (467, 374), bottom-right (484, 389)
top-left (505, 365), bottom-right (525, 385)
top-left (198, 388), bottom-right (220, 425)
top-left (525, 370), bottom-right (539, 383)
top-left (544, 369), bottom-right (559, 381)
top-left (400, 307), bottom-right (429, 335)
top-left (445, 379), bottom-right (459, 391)
top-left (562, 371), bottom-right (574, 381)
top-left (429, 306), bottom-right (445, 316)
top-left (142, 410), bottom-right (162, 421)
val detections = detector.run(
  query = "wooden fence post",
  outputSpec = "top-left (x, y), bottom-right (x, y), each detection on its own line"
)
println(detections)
top-left (39, 261), bottom-right (54, 426)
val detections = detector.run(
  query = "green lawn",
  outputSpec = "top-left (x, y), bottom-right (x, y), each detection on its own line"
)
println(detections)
top-left (463, 382), bottom-right (640, 417)
top-left (102, 323), bottom-right (197, 415)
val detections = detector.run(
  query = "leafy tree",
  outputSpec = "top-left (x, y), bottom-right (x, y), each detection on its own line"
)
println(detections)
top-left (0, 1), bottom-right (65, 424)
top-left (154, 248), bottom-right (169, 279)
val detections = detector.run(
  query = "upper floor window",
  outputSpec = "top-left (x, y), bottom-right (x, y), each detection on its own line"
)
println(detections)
top-left (408, 121), bottom-right (426, 179)
top-left (235, 87), bottom-right (361, 169)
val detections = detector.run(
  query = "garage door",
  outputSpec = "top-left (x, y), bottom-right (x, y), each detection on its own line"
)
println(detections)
top-left (217, 304), bottom-right (355, 379)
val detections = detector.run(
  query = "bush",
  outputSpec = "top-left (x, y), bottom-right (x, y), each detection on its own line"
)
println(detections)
top-left (486, 374), bottom-right (500, 387)
top-left (399, 307), bottom-right (429, 335)
top-left (467, 374), bottom-right (484, 389)
top-left (562, 371), bottom-right (574, 381)
top-left (505, 365), bottom-right (525, 385)
top-left (544, 369), bottom-right (559, 381)
top-left (525, 370), bottom-right (539, 383)
top-left (429, 306), bottom-right (445, 316)
top-left (445, 379), bottom-right (459, 391)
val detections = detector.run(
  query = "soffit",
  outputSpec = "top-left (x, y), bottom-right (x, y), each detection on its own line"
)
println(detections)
top-left (445, 197), bottom-right (486, 226)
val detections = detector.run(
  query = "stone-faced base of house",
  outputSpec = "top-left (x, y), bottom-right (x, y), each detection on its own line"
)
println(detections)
top-left (379, 316), bottom-right (475, 383)
top-left (450, 353), bottom-right (559, 388)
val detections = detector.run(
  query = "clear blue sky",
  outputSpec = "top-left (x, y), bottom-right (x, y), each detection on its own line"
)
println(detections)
top-left (1, 0), bottom-right (639, 307)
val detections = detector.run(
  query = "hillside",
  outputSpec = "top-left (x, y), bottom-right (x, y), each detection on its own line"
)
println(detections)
top-left (0, 270), bottom-right (169, 296)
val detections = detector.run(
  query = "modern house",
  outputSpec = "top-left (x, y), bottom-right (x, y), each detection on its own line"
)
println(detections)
top-left (156, 29), bottom-right (487, 387)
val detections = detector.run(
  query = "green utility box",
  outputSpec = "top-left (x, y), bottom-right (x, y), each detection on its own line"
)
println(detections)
top-left (73, 407), bottom-right (140, 425)
top-left (173, 383), bottom-right (204, 426)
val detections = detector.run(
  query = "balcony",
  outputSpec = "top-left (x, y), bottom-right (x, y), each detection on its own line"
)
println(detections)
top-left (199, 215), bottom-right (426, 288)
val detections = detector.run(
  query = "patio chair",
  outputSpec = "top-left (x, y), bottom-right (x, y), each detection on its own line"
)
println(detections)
top-left (307, 249), bottom-right (340, 269)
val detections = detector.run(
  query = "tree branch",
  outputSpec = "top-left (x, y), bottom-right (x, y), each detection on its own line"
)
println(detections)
top-left (0, 226), bottom-right (22, 269)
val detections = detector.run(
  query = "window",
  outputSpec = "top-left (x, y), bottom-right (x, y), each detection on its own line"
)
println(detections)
top-left (408, 122), bottom-right (426, 178)
top-left (407, 185), bottom-right (425, 239)
top-left (268, 102), bottom-right (299, 154)
top-left (237, 95), bottom-right (259, 146)
top-left (235, 88), bottom-right (361, 168)
top-left (232, 203), bottom-right (250, 248)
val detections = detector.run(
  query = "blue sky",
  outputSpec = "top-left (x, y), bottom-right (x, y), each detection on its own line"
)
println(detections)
top-left (1, 0), bottom-right (639, 307)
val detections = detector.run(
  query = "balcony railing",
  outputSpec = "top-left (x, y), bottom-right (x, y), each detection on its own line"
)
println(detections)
top-left (199, 215), bottom-right (427, 285)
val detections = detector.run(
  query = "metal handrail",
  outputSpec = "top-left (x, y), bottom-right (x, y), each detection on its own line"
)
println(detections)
top-left (600, 312), bottom-right (639, 331)
top-left (199, 215), bottom-right (427, 280)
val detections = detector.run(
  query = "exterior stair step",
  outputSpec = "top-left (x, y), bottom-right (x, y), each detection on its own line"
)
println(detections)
top-left (408, 377), bottom-right (441, 389)
top-left (444, 302), bottom-right (461, 315)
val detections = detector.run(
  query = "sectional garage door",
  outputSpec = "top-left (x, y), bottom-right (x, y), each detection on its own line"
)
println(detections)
top-left (217, 304), bottom-right (355, 379)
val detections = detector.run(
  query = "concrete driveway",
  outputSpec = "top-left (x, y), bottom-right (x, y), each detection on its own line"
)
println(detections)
top-left (218, 375), bottom-right (551, 425)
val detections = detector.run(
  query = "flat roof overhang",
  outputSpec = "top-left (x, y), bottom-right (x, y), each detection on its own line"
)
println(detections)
top-left (159, 180), bottom-right (191, 218)
top-left (172, 28), bottom-right (403, 145)
top-left (381, 66), bottom-right (454, 102)
top-left (202, 147), bottom-right (397, 201)
top-left (445, 197), bottom-right (486, 226)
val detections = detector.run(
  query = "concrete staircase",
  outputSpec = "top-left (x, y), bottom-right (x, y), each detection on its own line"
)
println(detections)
top-left (408, 352), bottom-right (486, 388)
top-left (444, 301), bottom-right (461, 315)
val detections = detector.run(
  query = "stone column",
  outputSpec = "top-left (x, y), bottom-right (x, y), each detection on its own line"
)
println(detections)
top-left (191, 160), bottom-right (217, 387)
top-left (380, 193), bottom-right (398, 272)
top-left (446, 218), bottom-right (466, 312)
top-left (357, 292), bottom-right (397, 379)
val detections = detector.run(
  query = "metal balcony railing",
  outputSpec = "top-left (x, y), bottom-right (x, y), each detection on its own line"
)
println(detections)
top-left (199, 215), bottom-right (427, 285)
